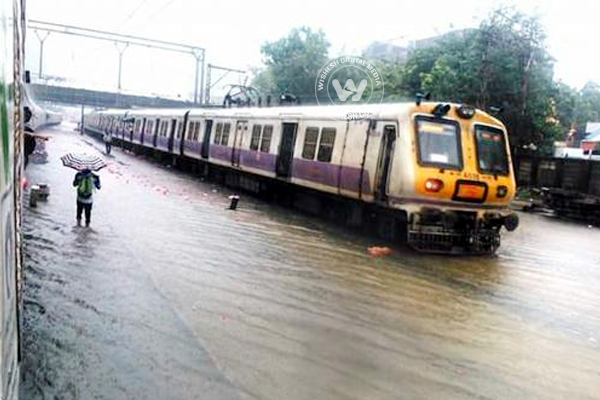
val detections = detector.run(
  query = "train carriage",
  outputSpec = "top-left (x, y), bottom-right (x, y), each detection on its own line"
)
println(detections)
top-left (182, 110), bottom-right (205, 159)
top-left (84, 101), bottom-right (519, 254)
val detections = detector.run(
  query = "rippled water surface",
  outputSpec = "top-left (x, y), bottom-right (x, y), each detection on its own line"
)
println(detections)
top-left (21, 125), bottom-right (600, 399)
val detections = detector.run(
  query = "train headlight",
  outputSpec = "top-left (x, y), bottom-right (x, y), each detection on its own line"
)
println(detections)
top-left (457, 105), bottom-right (475, 119)
top-left (424, 179), bottom-right (444, 193)
top-left (496, 185), bottom-right (508, 198)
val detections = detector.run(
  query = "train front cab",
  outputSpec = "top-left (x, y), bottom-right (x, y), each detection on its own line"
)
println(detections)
top-left (392, 103), bottom-right (519, 254)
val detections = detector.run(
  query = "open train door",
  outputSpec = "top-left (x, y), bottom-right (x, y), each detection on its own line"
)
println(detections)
top-left (152, 118), bottom-right (160, 148)
top-left (201, 119), bottom-right (213, 159)
top-left (179, 112), bottom-right (190, 156)
top-left (140, 118), bottom-right (147, 145)
top-left (167, 118), bottom-right (176, 153)
top-left (276, 123), bottom-right (298, 178)
top-left (231, 120), bottom-right (247, 166)
top-left (374, 123), bottom-right (397, 202)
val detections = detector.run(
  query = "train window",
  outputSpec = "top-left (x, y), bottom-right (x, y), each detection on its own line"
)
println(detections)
top-left (146, 120), bottom-right (154, 135)
top-left (317, 128), bottom-right (336, 162)
top-left (416, 117), bottom-right (461, 169)
top-left (193, 122), bottom-right (201, 141)
top-left (160, 121), bottom-right (168, 137)
top-left (250, 124), bottom-right (261, 151)
top-left (475, 125), bottom-right (508, 175)
top-left (176, 121), bottom-right (183, 139)
top-left (214, 123), bottom-right (223, 144)
top-left (261, 125), bottom-right (273, 153)
top-left (221, 123), bottom-right (231, 146)
top-left (186, 121), bottom-right (193, 140)
top-left (302, 127), bottom-right (319, 159)
top-left (135, 120), bottom-right (141, 134)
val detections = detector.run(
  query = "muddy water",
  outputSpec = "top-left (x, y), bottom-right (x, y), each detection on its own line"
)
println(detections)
top-left (21, 125), bottom-right (600, 400)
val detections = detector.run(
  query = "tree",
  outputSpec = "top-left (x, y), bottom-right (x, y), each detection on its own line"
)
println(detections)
top-left (552, 82), bottom-right (578, 133)
top-left (253, 27), bottom-right (330, 103)
top-left (574, 82), bottom-right (600, 129)
top-left (380, 7), bottom-right (560, 154)
top-left (256, 12), bottom-right (599, 155)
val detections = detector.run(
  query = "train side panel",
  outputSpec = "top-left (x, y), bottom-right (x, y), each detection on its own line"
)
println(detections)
top-left (386, 112), bottom-right (417, 207)
top-left (338, 120), bottom-right (370, 200)
top-left (290, 119), bottom-right (347, 196)
top-left (208, 118), bottom-right (236, 166)
top-left (237, 118), bottom-right (278, 179)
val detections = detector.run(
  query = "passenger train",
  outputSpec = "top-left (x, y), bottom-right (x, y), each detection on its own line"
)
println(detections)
top-left (84, 102), bottom-right (519, 254)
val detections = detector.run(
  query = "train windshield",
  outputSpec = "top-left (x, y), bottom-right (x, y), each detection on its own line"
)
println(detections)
top-left (416, 117), bottom-right (461, 169)
top-left (475, 125), bottom-right (509, 175)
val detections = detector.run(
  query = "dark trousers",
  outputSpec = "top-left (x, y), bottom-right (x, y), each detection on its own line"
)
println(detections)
top-left (76, 201), bottom-right (93, 225)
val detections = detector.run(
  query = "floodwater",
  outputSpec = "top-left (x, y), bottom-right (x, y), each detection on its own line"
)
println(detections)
top-left (21, 124), bottom-right (600, 400)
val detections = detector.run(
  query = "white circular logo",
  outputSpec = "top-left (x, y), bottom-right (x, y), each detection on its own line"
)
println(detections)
top-left (315, 56), bottom-right (384, 120)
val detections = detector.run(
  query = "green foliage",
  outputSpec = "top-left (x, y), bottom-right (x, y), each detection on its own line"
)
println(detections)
top-left (377, 7), bottom-right (574, 155)
top-left (574, 82), bottom-right (600, 129)
top-left (252, 27), bottom-right (330, 103)
top-left (255, 10), bottom-right (600, 155)
top-left (553, 82), bottom-right (578, 132)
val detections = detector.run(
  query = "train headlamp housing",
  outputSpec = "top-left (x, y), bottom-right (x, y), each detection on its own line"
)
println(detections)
top-left (457, 105), bottom-right (476, 119)
top-left (432, 104), bottom-right (451, 118)
top-left (424, 178), bottom-right (444, 193)
top-left (496, 185), bottom-right (508, 198)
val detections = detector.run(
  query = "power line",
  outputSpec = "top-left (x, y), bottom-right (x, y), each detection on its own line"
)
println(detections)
top-left (138, 0), bottom-right (180, 27)
top-left (117, 0), bottom-right (151, 28)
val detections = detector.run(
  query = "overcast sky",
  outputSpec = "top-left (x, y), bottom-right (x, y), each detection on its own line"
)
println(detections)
top-left (25, 0), bottom-right (600, 101)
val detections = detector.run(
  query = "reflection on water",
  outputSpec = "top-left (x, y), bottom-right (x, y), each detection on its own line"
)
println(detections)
top-left (21, 127), bottom-right (600, 400)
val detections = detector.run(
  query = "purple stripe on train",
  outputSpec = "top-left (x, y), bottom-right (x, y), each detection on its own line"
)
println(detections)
top-left (156, 136), bottom-right (169, 151)
top-left (132, 133), bottom-right (142, 144)
top-left (239, 150), bottom-right (277, 171)
top-left (292, 159), bottom-right (371, 194)
top-left (208, 146), bottom-right (371, 195)
top-left (210, 145), bottom-right (233, 162)
top-left (184, 140), bottom-right (202, 156)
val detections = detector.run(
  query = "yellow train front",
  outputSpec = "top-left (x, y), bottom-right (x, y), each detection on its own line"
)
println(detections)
top-left (389, 102), bottom-right (518, 254)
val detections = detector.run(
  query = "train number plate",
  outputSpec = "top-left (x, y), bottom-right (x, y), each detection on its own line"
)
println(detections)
top-left (453, 181), bottom-right (487, 203)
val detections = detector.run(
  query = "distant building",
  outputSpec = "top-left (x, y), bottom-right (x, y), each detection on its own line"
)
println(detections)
top-left (362, 42), bottom-right (409, 63)
top-left (412, 29), bottom-right (476, 50)
top-left (363, 29), bottom-right (477, 64)
top-left (581, 123), bottom-right (600, 153)
top-left (585, 122), bottom-right (600, 134)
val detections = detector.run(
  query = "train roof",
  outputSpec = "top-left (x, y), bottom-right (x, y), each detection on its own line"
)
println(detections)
top-left (90, 102), bottom-right (504, 127)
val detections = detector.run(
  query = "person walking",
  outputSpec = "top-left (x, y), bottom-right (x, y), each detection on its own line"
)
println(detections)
top-left (73, 169), bottom-right (101, 227)
top-left (103, 130), bottom-right (113, 155)
top-left (24, 129), bottom-right (36, 168)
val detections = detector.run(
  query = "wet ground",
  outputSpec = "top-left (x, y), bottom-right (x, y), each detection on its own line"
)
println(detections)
top-left (20, 123), bottom-right (600, 400)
